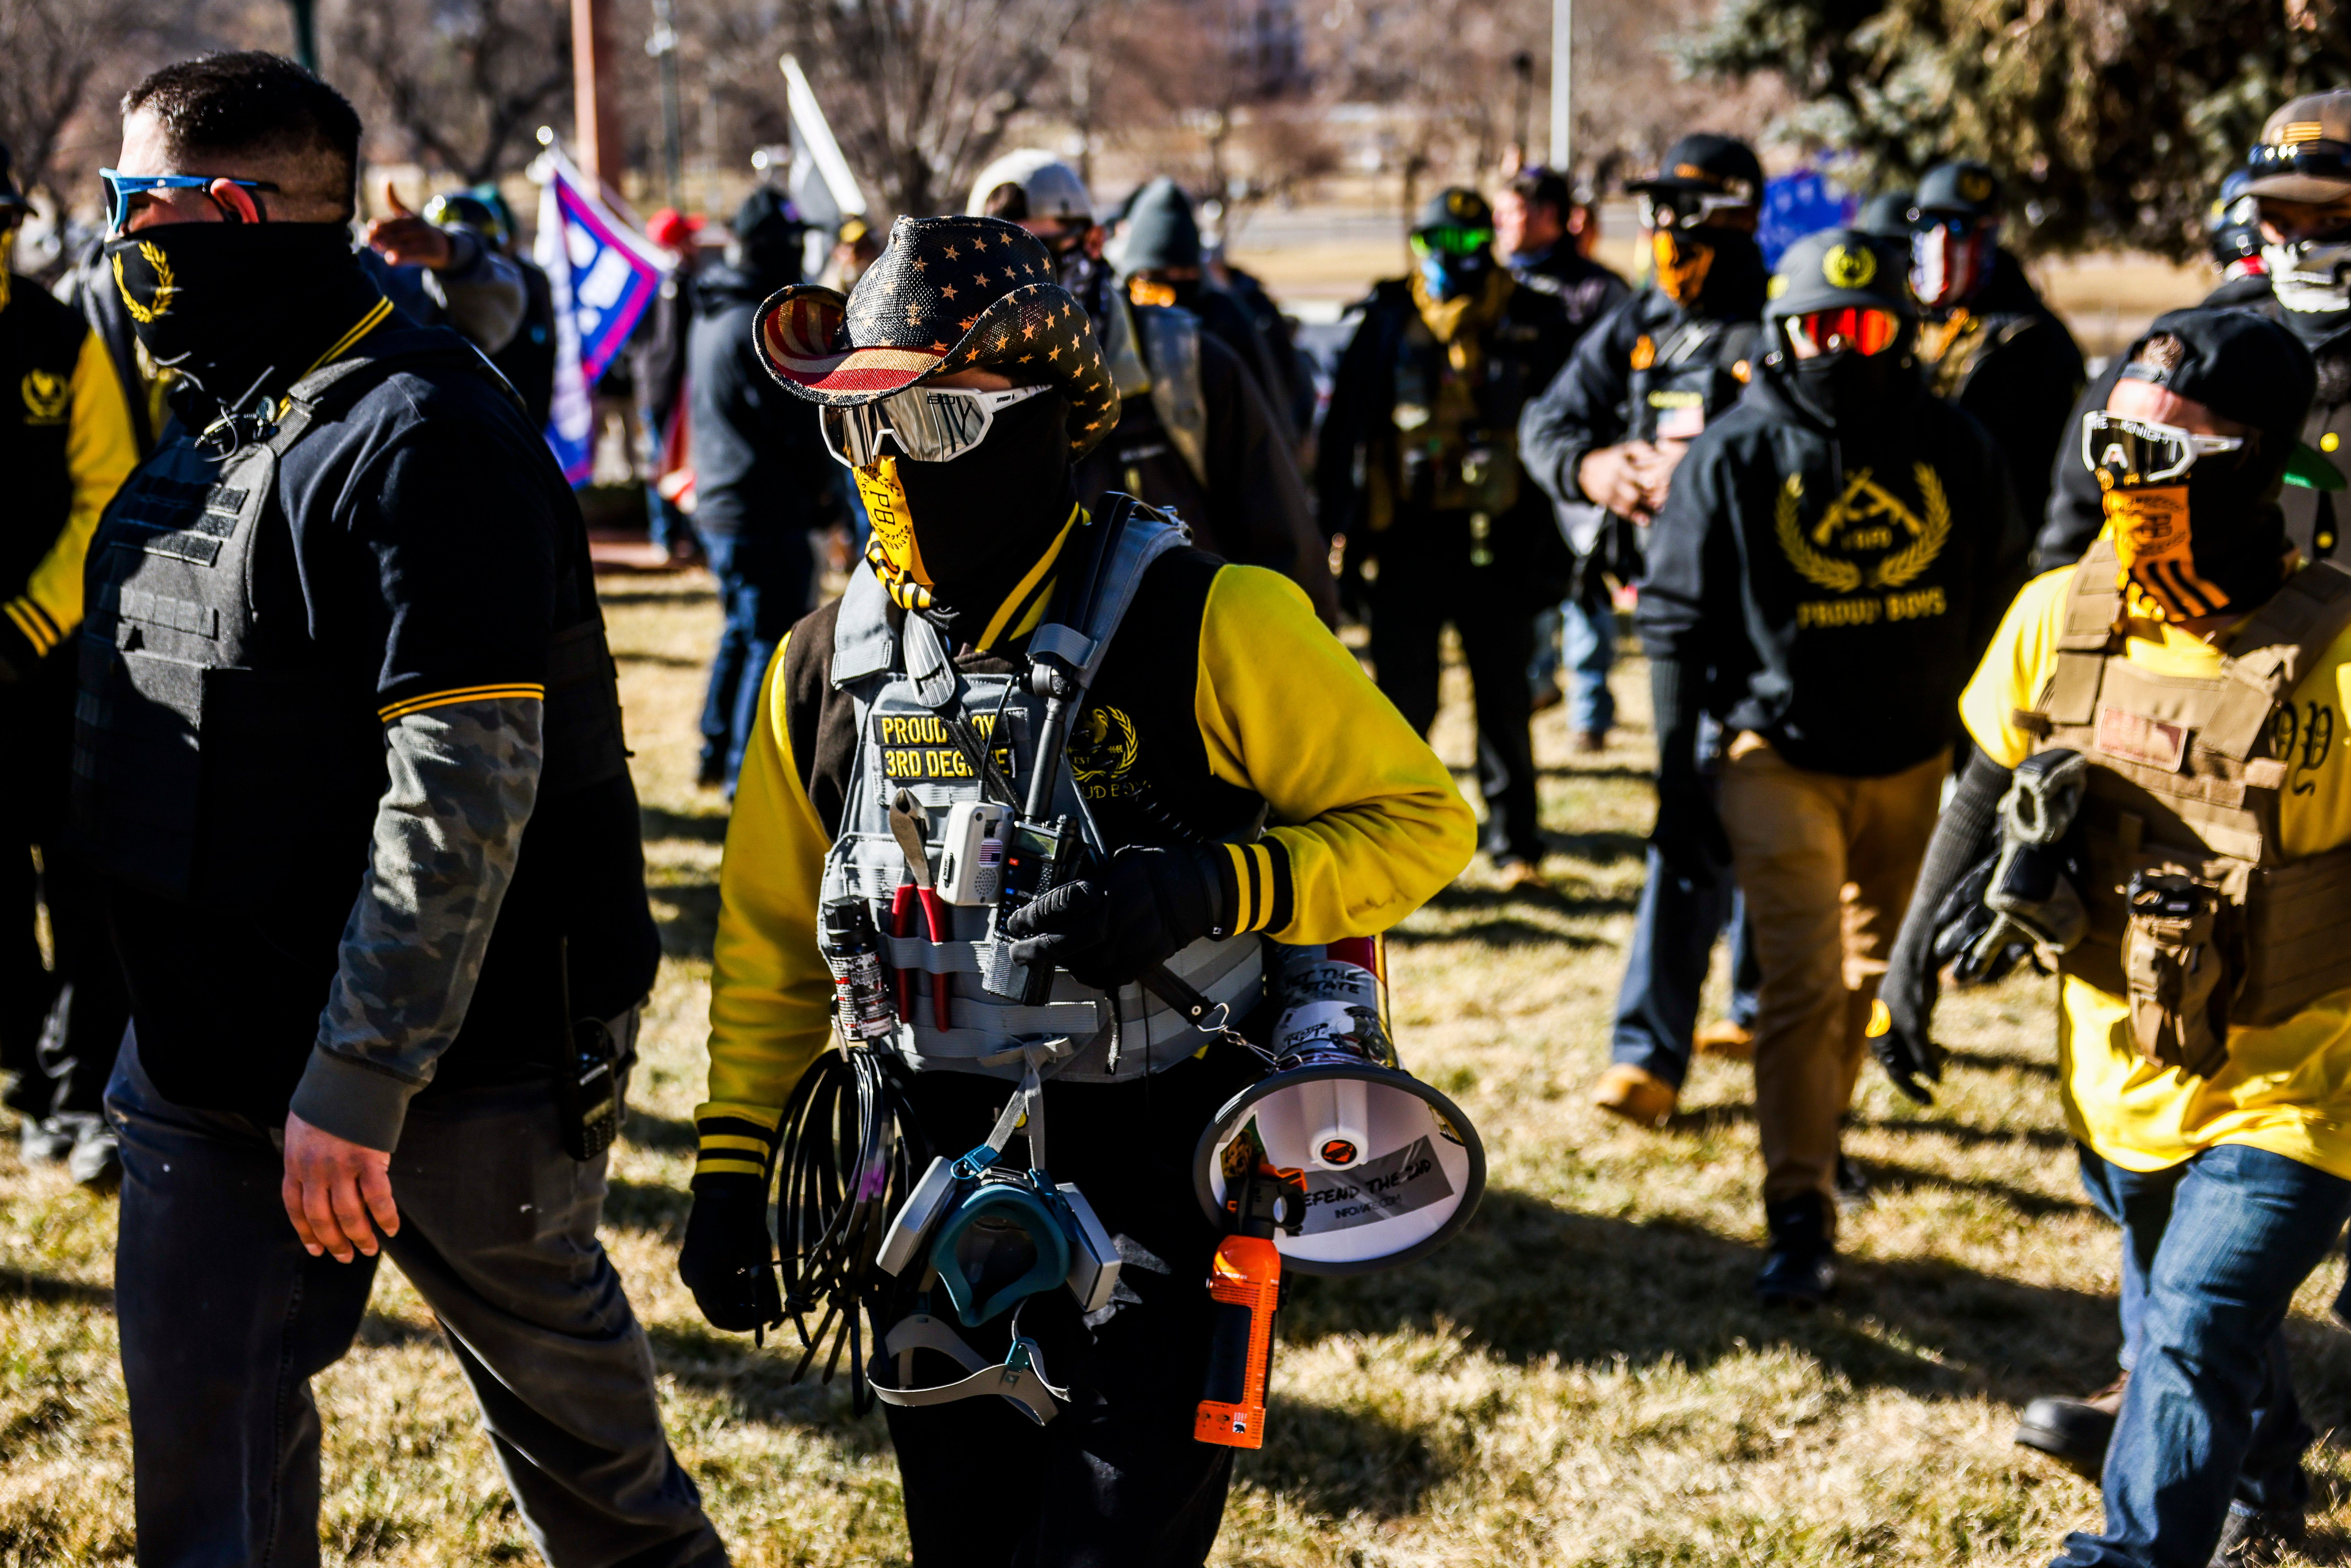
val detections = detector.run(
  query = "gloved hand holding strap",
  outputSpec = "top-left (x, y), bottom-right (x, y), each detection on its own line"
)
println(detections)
top-left (1873, 748), bottom-right (2012, 1103)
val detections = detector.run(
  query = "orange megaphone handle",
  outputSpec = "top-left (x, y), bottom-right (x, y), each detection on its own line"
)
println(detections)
top-left (1194, 1234), bottom-right (1281, 1449)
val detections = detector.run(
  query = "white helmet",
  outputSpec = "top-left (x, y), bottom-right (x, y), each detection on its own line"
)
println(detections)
top-left (966, 148), bottom-right (1094, 224)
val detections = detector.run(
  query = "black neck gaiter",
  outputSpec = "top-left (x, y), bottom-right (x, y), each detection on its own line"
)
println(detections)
top-left (864, 390), bottom-right (1076, 644)
top-left (104, 221), bottom-right (381, 419)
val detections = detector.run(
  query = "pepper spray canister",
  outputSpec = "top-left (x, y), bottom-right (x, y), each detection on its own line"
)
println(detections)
top-left (823, 899), bottom-right (897, 1044)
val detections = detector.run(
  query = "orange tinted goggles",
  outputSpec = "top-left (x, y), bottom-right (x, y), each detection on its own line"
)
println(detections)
top-left (1786, 307), bottom-right (1902, 357)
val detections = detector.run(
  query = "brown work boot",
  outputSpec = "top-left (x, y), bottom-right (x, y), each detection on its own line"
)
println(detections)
top-left (1571, 727), bottom-right (1608, 753)
top-left (1694, 1019), bottom-right (1754, 1059)
top-left (1496, 858), bottom-right (1550, 892)
top-left (2014, 1373), bottom-right (2128, 1480)
top-left (1591, 1063), bottom-right (1676, 1128)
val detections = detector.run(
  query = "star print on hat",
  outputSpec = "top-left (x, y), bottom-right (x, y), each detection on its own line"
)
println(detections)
top-left (753, 213), bottom-right (1121, 459)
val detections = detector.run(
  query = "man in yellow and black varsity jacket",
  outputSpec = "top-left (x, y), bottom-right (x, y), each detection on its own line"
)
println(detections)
top-left (0, 144), bottom-right (139, 1178)
top-left (680, 214), bottom-right (1475, 1568)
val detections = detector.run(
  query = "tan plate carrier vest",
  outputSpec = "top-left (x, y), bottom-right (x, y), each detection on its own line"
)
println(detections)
top-left (2022, 540), bottom-right (2351, 1068)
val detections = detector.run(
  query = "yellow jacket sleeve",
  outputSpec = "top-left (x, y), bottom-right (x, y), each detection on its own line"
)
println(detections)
top-left (695, 633), bottom-right (837, 1180)
top-left (4, 331), bottom-right (137, 662)
top-left (1195, 565), bottom-right (1477, 940)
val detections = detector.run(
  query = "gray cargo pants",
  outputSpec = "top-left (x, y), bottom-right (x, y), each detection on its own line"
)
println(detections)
top-left (107, 1024), bottom-right (725, 1568)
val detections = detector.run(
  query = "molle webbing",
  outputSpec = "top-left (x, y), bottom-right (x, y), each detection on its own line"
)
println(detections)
top-left (2034, 544), bottom-right (2351, 1023)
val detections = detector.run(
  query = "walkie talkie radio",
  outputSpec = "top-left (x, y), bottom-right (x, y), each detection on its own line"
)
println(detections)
top-left (552, 936), bottom-right (622, 1161)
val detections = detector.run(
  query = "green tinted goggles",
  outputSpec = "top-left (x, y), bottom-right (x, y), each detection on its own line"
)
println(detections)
top-left (1411, 226), bottom-right (1494, 259)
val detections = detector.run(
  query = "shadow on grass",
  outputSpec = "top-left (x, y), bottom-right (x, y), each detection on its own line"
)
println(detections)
top-left (0, 1266), bottom-right (112, 1310)
top-left (650, 880), bottom-right (721, 962)
top-left (1536, 764), bottom-right (1660, 786)
top-left (1541, 828), bottom-right (1648, 867)
top-left (1241, 1391), bottom-right (1464, 1521)
top-left (601, 586), bottom-right (716, 608)
top-left (1945, 1047), bottom-right (2061, 1080)
top-left (606, 1175), bottom-right (693, 1237)
top-left (616, 649), bottom-right (706, 669)
top-left (641, 806), bottom-right (730, 846)
top-left (1281, 1187), bottom-right (2121, 1409)
top-left (1857, 1113), bottom-right (2074, 1153)
top-left (1857, 1158), bottom-right (2094, 1220)
top-left (622, 1108), bottom-right (701, 1155)
top-left (646, 1316), bottom-right (896, 1446)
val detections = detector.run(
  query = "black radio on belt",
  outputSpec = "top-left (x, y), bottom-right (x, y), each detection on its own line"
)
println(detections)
top-left (997, 816), bottom-right (1085, 1006)
top-left (552, 937), bottom-right (622, 1161)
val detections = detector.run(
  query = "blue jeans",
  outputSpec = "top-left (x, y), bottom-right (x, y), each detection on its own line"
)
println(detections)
top-left (2055, 1142), bottom-right (2351, 1568)
top-left (697, 528), bottom-right (811, 788)
top-left (1611, 716), bottom-right (1759, 1088)
top-left (1560, 590), bottom-right (1617, 736)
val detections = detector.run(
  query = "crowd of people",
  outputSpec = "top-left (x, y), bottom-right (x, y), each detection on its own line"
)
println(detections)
top-left (9, 40), bottom-right (2351, 1568)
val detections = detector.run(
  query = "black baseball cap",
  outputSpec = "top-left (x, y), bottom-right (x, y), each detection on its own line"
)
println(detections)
top-left (1913, 160), bottom-right (2002, 221)
top-left (1415, 186), bottom-right (1494, 233)
top-left (2121, 307), bottom-right (2340, 491)
top-left (1765, 228), bottom-right (1915, 321)
top-left (1855, 190), bottom-right (1915, 239)
top-left (1626, 135), bottom-right (1762, 204)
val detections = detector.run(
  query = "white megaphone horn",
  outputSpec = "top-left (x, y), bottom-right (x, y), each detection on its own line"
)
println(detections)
top-left (1193, 937), bottom-right (1486, 1276)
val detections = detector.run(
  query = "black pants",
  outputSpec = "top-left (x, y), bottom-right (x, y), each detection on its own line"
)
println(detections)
top-left (109, 1026), bottom-right (724, 1568)
top-left (1368, 570), bottom-right (1542, 864)
top-left (881, 1048), bottom-right (1262, 1568)
top-left (2, 837), bottom-right (126, 1119)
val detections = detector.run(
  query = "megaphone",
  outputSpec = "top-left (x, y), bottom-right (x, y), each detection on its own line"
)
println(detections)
top-left (1192, 937), bottom-right (1485, 1277)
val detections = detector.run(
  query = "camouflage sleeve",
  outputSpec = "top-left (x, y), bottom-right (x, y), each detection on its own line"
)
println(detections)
top-left (285, 695), bottom-right (544, 1150)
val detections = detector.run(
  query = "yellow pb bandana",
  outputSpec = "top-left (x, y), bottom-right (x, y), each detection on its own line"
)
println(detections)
top-left (856, 456), bottom-right (933, 612)
top-left (1653, 230), bottom-right (1715, 307)
top-left (2106, 484), bottom-right (2233, 622)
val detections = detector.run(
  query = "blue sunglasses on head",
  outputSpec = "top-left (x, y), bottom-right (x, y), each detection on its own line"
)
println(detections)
top-left (100, 168), bottom-right (278, 233)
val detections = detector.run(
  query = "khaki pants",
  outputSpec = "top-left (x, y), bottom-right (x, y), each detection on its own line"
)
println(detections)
top-left (1718, 736), bottom-right (1949, 1224)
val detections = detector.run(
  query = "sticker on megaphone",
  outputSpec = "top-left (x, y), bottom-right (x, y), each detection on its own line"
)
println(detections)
top-left (1195, 1063), bottom-right (1483, 1274)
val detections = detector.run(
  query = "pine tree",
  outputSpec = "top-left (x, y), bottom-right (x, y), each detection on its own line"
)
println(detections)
top-left (1686, 0), bottom-right (2351, 258)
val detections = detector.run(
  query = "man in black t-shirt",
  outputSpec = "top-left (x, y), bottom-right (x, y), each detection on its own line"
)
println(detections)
top-left (82, 52), bottom-right (723, 1568)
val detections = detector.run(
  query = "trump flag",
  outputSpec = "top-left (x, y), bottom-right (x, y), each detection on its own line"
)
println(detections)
top-left (535, 149), bottom-right (670, 485)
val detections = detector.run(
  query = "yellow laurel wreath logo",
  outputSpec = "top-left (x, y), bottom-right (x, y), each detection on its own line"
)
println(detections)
top-left (1822, 243), bottom-right (1877, 290)
top-left (1775, 464), bottom-right (1952, 594)
top-left (1959, 170), bottom-right (1994, 202)
top-left (1069, 704), bottom-right (1141, 784)
top-left (19, 368), bottom-right (68, 424)
top-left (110, 241), bottom-right (175, 324)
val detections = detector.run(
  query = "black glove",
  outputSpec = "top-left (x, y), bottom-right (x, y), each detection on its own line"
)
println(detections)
top-left (1871, 749), bottom-right (2011, 1104)
top-left (1005, 844), bottom-right (1227, 991)
top-left (1645, 655), bottom-right (1729, 877)
top-left (678, 1173), bottom-right (781, 1333)
top-left (1651, 781), bottom-right (1731, 879)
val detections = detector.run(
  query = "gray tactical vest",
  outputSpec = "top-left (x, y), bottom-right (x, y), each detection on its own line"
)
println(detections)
top-left (819, 510), bottom-right (1263, 1083)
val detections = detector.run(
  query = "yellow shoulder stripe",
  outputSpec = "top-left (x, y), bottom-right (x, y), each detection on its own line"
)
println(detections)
top-left (377, 683), bottom-right (546, 724)
top-left (4, 598), bottom-right (62, 657)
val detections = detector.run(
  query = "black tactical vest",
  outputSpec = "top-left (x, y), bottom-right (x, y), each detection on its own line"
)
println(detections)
top-left (1627, 313), bottom-right (1759, 446)
top-left (72, 328), bottom-right (627, 911)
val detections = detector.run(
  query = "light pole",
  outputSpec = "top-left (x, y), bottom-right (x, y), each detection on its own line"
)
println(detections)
top-left (647, 0), bottom-right (685, 206)
top-left (1549, 0), bottom-right (1571, 173)
top-left (286, 0), bottom-right (319, 72)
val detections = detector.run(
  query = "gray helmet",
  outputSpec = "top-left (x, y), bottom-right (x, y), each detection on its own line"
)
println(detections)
top-left (1765, 227), bottom-right (1915, 322)
top-left (966, 148), bottom-right (1094, 225)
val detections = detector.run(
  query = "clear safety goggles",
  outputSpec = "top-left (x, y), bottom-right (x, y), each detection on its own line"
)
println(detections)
top-left (821, 382), bottom-right (1051, 468)
top-left (1783, 306), bottom-right (1903, 358)
top-left (1635, 189), bottom-right (1752, 232)
top-left (100, 168), bottom-right (278, 234)
top-left (2080, 410), bottom-right (2245, 484)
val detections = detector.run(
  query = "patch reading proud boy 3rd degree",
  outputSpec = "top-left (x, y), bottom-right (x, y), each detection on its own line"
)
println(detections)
top-left (1300, 1134), bottom-right (1454, 1235)
top-left (872, 709), bottom-right (1022, 784)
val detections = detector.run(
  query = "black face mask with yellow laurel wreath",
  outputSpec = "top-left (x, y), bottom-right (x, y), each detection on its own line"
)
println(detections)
top-left (853, 387), bottom-right (1078, 646)
top-left (103, 220), bottom-right (374, 411)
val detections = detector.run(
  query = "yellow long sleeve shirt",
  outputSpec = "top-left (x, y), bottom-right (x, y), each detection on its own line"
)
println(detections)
top-left (2, 292), bottom-right (138, 671)
top-left (695, 553), bottom-right (1477, 1178)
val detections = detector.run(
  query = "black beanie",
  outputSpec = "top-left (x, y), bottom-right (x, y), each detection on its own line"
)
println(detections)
top-left (1121, 177), bottom-right (1201, 272)
top-left (2122, 308), bottom-right (2319, 495)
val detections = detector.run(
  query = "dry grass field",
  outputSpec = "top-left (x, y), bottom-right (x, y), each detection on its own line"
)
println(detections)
top-left (10, 572), bottom-right (2351, 1566)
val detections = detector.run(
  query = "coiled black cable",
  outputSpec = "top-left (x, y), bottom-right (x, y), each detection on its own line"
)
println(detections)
top-left (769, 1043), bottom-right (933, 1413)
